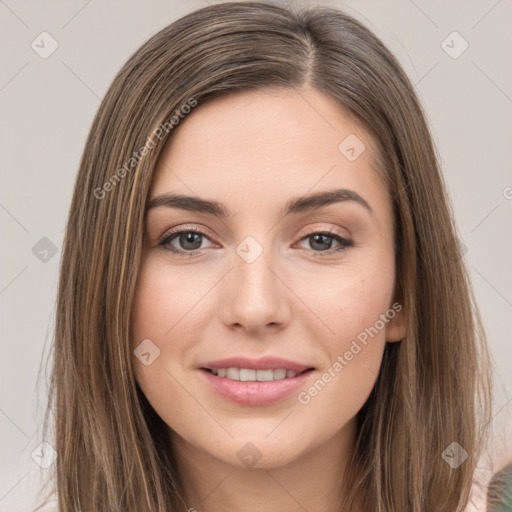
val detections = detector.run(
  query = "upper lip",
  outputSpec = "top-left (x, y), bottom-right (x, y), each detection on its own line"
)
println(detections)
top-left (199, 356), bottom-right (314, 373)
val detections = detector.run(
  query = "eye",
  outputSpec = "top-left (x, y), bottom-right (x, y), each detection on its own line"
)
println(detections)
top-left (295, 228), bottom-right (354, 256)
top-left (158, 226), bottom-right (216, 257)
top-left (158, 225), bottom-right (354, 258)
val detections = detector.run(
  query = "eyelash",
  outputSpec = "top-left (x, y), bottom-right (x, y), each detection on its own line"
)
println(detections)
top-left (158, 225), bottom-right (354, 258)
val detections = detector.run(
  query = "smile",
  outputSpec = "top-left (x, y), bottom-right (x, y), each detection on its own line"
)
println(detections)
top-left (204, 367), bottom-right (308, 381)
top-left (198, 356), bottom-right (315, 406)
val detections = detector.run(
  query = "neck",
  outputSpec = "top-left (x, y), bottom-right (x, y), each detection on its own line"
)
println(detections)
top-left (170, 419), bottom-right (363, 512)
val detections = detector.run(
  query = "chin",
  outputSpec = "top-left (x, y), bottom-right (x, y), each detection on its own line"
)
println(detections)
top-left (205, 433), bottom-right (314, 470)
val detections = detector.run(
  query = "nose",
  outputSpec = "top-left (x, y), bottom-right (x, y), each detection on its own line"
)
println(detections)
top-left (220, 240), bottom-right (291, 335)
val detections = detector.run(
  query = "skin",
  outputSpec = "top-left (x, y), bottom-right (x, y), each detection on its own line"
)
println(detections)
top-left (131, 87), bottom-right (407, 512)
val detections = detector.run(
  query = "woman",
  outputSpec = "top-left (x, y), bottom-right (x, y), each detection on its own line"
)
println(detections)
top-left (36, 2), bottom-right (494, 510)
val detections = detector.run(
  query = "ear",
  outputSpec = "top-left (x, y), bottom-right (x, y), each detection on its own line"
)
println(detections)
top-left (385, 302), bottom-right (407, 343)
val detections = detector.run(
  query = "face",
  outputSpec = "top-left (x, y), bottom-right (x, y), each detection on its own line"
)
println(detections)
top-left (131, 87), bottom-right (406, 470)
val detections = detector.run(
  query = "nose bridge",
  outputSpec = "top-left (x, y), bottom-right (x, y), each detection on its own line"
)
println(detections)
top-left (224, 234), bottom-right (287, 330)
top-left (235, 234), bottom-right (277, 301)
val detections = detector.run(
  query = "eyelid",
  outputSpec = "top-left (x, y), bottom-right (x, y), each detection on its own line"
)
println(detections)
top-left (299, 224), bottom-right (349, 239)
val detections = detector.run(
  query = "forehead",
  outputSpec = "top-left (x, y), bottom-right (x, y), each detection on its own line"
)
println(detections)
top-left (150, 87), bottom-right (390, 220)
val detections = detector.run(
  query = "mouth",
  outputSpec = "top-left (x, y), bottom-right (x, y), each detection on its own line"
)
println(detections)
top-left (201, 367), bottom-right (314, 381)
top-left (197, 356), bottom-right (316, 406)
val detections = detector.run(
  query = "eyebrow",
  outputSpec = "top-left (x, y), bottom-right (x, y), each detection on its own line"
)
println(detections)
top-left (147, 188), bottom-right (373, 217)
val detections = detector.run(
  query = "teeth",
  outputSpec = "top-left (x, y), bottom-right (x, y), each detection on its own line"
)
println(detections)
top-left (239, 369), bottom-right (256, 381)
top-left (256, 369), bottom-right (273, 381)
top-left (226, 368), bottom-right (240, 380)
top-left (211, 368), bottom-right (302, 381)
top-left (273, 369), bottom-right (287, 380)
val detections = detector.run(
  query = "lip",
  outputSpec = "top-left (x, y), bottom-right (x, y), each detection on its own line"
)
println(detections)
top-left (198, 356), bottom-right (312, 373)
top-left (199, 369), bottom-right (314, 406)
top-left (197, 356), bottom-right (315, 406)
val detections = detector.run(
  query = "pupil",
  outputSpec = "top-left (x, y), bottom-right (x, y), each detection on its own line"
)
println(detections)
top-left (310, 234), bottom-right (332, 251)
top-left (180, 232), bottom-right (202, 250)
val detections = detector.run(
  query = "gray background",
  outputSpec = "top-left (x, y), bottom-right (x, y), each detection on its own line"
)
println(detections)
top-left (1, 0), bottom-right (511, 509)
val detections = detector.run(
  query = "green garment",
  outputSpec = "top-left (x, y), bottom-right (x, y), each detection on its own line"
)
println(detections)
top-left (488, 464), bottom-right (512, 512)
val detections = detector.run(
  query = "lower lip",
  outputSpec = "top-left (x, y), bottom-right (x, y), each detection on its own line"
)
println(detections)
top-left (199, 369), bottom-right (314, 406)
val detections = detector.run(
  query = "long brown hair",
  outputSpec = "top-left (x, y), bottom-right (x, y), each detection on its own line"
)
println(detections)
top-left (36, 2), bottom-right (492, 510)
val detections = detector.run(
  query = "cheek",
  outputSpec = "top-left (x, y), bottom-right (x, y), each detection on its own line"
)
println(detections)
top-left (296, 281), bottom-right (392, 438)
top-left (130, 252), bottom-right (224, 397)
top-left (130, 255), bottom-right (204, 353)
top-left (130, 257), bottom-right (194, 393)
top-left (130, 257), bottom-right (203, 434)
top-left (302, 252), bottom-right (395, 407)
top-left (317, 256), bottom-right (395, 352)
